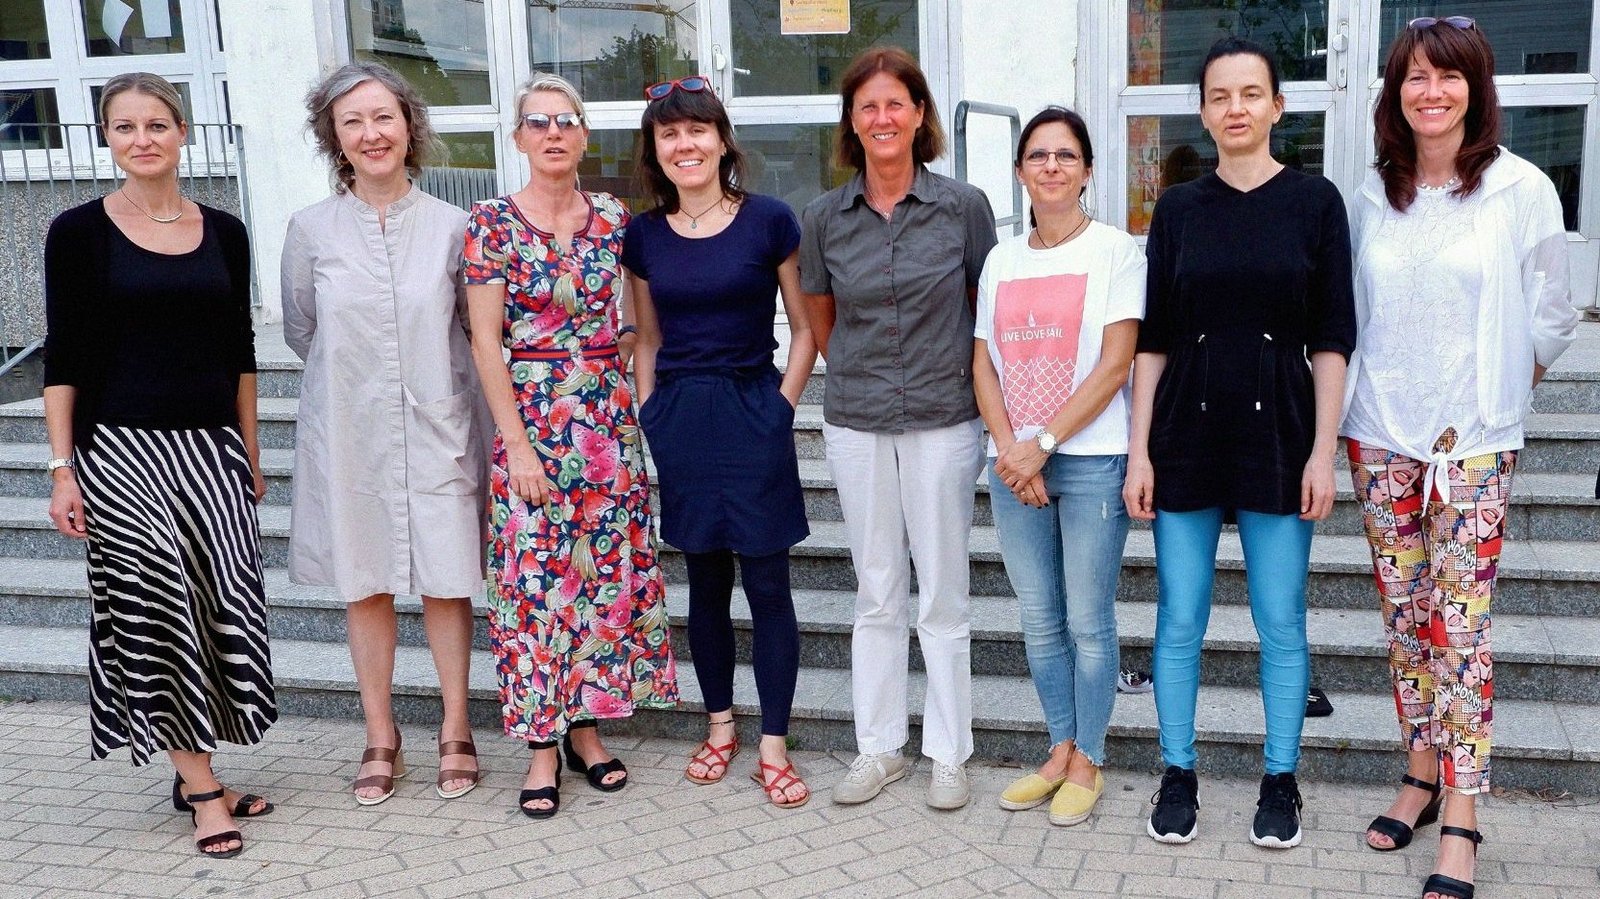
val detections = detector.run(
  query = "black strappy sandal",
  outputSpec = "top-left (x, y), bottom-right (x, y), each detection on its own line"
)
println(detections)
top-left (1420, 825), bottom-right (1485, 899)
top-left (182, 788), bottom-right (244, 859)
top-left (1367, 773), bottom-right (1441, 851)
top-left (520, 743), bottom-right (561, 820)
top-left (172, 773), bottom-right (273, 818)
top-left (562, 720), bottom-right (627, 793)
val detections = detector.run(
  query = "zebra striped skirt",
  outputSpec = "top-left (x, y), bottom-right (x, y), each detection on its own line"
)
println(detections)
top-left (76, 424), bottom-right (276, 765)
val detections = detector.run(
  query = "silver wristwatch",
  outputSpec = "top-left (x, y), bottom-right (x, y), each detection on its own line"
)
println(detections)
top-left (47, 457), bottom-right (74, 474)
top-left (1035, 431), bottom-right (1058, 453)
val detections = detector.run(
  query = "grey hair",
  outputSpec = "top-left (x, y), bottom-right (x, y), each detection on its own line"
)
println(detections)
top-left (509, 72), bottom-right (587, 131)
top-left (304, 61), bottom-right (442, 193)
top-left (98, 72), bottom-right (185, 126)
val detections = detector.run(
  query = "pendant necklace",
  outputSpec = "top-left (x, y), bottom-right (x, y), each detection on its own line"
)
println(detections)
top-left (679, 196), bottom-right (724, 230)
top-left (121, 189), bottom-right (183, 224)
top-left (1035, 212), bottom-right (1089, 250)
top-left (864, 183), bottom-right (896, 220)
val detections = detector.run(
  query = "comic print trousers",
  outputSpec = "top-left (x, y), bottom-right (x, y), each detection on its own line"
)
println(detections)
top-left (1347, 438), bottom-right (1515, 795)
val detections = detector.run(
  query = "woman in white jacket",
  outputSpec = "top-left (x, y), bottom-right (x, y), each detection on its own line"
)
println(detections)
top-left (1341, 18), bottom-right (1577, 899)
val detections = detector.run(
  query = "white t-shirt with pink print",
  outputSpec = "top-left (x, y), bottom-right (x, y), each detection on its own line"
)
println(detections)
top-left (974, 219), bottom-right (1147, 457)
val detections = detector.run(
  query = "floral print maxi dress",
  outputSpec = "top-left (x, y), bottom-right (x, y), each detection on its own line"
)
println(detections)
top-left (463, 192), bottom-right (677, 742)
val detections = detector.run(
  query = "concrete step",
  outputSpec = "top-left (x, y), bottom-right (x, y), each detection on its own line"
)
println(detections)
top-left (4, 554), bottom-right (1592, 703)
top-left (0, 444), bottom-right (297, 505)
top-left (0, 397), bottom-right (301, 449)
top-left (0, 624), bottom-right (1592, 792)
top-left (4, 496), bottom-right (1597, 616)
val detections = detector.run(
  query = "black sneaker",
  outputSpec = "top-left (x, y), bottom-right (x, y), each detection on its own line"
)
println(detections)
top-left (1147, 766), bottom-right (1199, 844)
top-left (1250, 772), bottom-right (1304, 849)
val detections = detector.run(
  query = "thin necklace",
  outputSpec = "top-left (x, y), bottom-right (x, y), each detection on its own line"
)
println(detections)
top-left (1418, 174), bottom-right (1460, 192)
top-left (1034, 212), bottom-right (1089, 250)
top-left (677, 196), bottom-right (725, 230)
top-left (121, 188), bottom-right (183, 224)
top-left (864, 183), bottom-right (897, 220)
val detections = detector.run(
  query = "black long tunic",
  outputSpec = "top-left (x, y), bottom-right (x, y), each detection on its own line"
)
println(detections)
top-left (1137, 168), bottom-right (1356, 516)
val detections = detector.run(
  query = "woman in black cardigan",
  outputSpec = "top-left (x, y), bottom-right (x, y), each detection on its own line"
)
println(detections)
top-left (43, 72), bottom-right (275, 859)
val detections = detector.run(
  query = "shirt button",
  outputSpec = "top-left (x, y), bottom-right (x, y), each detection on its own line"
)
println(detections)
top-left (882, 299), bottom-right (893, 306)
top-left (887, 327), bottom-right (898, 336)
top-left (895, 388), bottom-right (904, 395)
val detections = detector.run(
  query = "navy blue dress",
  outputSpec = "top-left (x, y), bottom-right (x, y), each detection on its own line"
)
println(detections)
top-left (622, 193), bottom-right (809, 556)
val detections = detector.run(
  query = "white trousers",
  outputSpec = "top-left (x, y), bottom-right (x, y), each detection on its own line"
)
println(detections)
top-left (823, 418), bottom-right (984, 766)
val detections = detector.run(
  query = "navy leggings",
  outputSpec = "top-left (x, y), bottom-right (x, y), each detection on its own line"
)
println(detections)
top-left (685, 549), bottom-right (800, 737)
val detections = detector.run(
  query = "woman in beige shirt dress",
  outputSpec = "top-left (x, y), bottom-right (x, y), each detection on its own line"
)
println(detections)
top-left (282, 62), bottom-right (489, 805)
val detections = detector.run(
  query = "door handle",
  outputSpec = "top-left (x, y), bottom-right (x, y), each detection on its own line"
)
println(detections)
top-left (1333, 19), bottom-right (1349, 89)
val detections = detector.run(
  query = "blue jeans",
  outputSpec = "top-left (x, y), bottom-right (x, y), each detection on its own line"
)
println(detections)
top-left (988, 453), bottom-right (1129, 765)
top-left (1151, 508), bottom-right (1312, 775)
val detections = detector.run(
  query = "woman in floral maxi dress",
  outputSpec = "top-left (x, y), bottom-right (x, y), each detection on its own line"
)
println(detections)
top-left (463, 72), bottom-right (677, 819)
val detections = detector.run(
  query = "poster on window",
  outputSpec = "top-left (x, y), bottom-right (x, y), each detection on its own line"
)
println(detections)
top-left (1129, 0), bottom-right (1162, 86)
top-left (781, 0), bottom-right (851, 35)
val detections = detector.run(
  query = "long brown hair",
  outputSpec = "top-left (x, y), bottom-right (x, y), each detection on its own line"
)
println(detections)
top-left (834, 46), bottom-right (945, 172)
top-left (637, 85), bottom-right (747, 214)
top-left (1373, 21), bottom-right (1501, 212)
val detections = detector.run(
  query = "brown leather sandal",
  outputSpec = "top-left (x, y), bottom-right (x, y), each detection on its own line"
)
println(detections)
top-left (436, 735), bottom-right (481, 799)
top-left (353, 728), bottom-right (407, 806)
top-left (183, 787), bottom-right (244, 858)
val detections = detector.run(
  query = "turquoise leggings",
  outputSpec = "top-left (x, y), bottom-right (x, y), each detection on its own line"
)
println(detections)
top-left (1151, 508), bottom-right (1312, 775)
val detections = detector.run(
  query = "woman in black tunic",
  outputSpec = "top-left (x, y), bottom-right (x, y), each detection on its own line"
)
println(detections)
top-left (43, 73), bottom-right (274, 859)
top-left (1124, 39), bottom-right (1355, 850)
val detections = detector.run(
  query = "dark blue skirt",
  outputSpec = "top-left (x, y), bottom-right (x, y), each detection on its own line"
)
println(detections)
top-left (638, 367), bottom-right (809, 556)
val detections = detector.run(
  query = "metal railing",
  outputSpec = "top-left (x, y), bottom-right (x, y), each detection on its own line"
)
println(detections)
top-left (419, 164), bottom-right (499, 212)
top-left (0, 123), bottom-right (255, 372)
top-left (953, 100), bottom-right (1024, 236)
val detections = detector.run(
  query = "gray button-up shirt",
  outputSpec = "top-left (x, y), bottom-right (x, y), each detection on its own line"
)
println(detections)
top-left (800, 166), bottom-right (997, 433)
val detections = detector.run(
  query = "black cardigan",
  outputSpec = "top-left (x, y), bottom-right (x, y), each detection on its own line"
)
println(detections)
top-left (43, 198), bottom-right (256, 448)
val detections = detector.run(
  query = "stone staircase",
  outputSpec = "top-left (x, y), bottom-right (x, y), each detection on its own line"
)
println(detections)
top-left (1, 323), bottom-right (1597, 792)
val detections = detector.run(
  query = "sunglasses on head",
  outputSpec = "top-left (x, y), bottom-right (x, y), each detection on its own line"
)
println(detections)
top-left (1408, 15), bottom-right (1475, 30)
top-left (521, 112), bottom-right (583, 131)
top-left (644, 75), bottom-right (711, 101)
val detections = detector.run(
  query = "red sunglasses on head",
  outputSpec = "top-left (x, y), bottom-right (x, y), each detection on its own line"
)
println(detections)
top-left (644, 75), bottom-right (711, 101)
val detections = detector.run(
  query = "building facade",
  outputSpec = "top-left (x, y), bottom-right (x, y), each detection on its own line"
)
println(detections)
top-left (2, 1), bottom-right (1595, 321)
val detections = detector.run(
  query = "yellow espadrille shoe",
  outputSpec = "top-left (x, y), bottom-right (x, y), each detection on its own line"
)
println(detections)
top-left (998, 771), bottom-right (1068, 810)
top-left (1048, 769), bottom-right (1104, 826)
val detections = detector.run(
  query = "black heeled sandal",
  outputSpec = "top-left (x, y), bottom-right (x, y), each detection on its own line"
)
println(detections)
top-left (562, 720), bottom-right (627, 793)
top-left (519, 743), bottom-right (561, 820)
top-left (182, 788), bottom-right (244, 859)
top-left (171, 772), bottom-right (273, 818)
top-left (1420, 825), bottom-right (1485, 899)
top-left (1367, 772), bottom-right (1441, 851)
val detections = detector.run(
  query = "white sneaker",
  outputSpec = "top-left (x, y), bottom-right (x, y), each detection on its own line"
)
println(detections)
top-left (927, 761), bottom-right (970, 810)
top-left (832, 752), bottom-right (907, 805)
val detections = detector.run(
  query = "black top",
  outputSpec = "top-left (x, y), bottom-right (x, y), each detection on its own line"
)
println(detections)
top-left (44, 198), bottom-right (256, 447)
top-left (1138, 168), bottom-right (1356, 515)
top-left (621, 193), bottom-right (800, 375)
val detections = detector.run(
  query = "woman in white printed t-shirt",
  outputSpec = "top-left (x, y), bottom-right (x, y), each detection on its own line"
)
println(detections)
top-left (972, 106), bottom-right (1146, 827)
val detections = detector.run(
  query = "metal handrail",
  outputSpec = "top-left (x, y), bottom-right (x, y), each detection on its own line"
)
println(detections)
top-left (953, 100), bottom-right (1024, 236)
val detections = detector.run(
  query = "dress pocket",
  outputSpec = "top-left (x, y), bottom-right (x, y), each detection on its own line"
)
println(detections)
top-left (407, 389), bottom-right (480, 496)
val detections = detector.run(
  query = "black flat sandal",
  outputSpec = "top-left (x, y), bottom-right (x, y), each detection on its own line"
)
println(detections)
top-left (1367, 773), bottom-right (1441, 851)
top-left (1420, 825), bottom-right (1485, 899)
top-left (563, 721), bottom-right (627, 793)
top-left (183, 788), bottom-right (244, 859)
top-left (520, 744), bottom-right (561, 820)
top-left (172, 773), bottom-right (273, 818)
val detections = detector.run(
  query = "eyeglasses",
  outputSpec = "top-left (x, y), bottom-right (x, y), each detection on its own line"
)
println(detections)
top-left (644, 75), bottom-right (711, 101)
top-left (1023, 149), bottom-right (1084, 168)
top-left (1408, 16), bottom-right (1475, 30)
top-left (521, 112), bottom-right (584, 131)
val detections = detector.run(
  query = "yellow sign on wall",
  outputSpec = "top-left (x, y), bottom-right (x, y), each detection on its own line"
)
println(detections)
top-left (781, 0), bottom-right (851, 35)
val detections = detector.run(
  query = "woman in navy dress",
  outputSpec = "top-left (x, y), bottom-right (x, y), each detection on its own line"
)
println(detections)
top-left (622, 76), bottom-right (817, 808)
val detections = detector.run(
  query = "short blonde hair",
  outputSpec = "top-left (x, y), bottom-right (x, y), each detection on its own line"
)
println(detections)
top-left (509, 72), bottom-right (586, 130)
top-left (304, 61), bottom-right (442, 192)
top-left (98, 72), bottom-right (185, 125)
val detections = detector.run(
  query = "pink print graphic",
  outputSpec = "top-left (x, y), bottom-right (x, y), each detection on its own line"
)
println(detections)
top-left (994, 273), bottom-right (1087, 425)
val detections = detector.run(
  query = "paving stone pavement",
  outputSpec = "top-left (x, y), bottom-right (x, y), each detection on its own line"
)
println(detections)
top-left (0, 700), bottom-right (1596, 899)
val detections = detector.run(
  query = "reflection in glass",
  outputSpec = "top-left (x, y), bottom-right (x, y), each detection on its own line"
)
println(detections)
top-left (0, 87), bottom-right (62, 150)
top-left (91, 82), bottom-right (195, 146)
top-left (423, 132), bottom-right (499, 210)
top-left (1504, 106), bottom-right (1584, 230)
top-left (82, 0), bottom-right (185, 56)
top-left (1129, 0), bottom-right (1329, 86)
top-left (579, 129), bottom-right (649, 213)
top-left (737, 123), bottom-right (850, 213)
top-left (527, 1), bottom-right (697, 104)
top-left (1125, 112), bottom-right (1325, 234)
top-left (1, 0), bottom-right (50, 60)
top-left (348, 0), bottom-right (491, 107)
top-left (731, 0), bottom-right (917, 97)
top-left (1377, 2), bottom-right (1590, 75)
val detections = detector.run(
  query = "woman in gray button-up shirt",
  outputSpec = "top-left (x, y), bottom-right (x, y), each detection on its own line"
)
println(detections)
top-left (799, 46), bottom-right (996, 811)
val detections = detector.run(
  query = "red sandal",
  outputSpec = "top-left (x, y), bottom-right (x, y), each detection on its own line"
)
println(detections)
top-left (750, 760), bottom-right (810, 809)
top-left (684, 716), bottom-right (739, 780)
